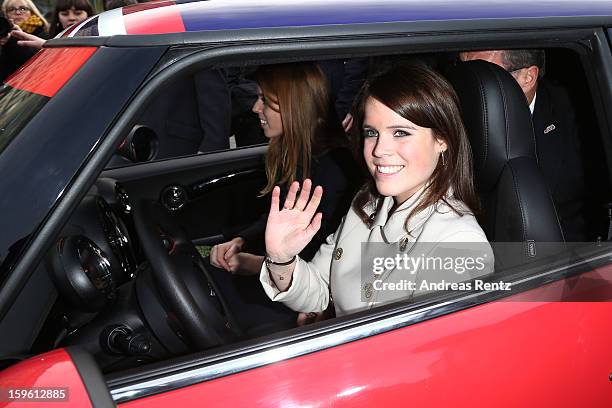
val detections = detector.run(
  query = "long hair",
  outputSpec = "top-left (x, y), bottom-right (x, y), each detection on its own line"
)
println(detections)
top-left (48, 0), bottom-right (93, 37)
top-left (255, 62), bottom-right (345, 195)
top-left (2, 0), bottom-right (49, 32)
top-left (351, 63), bottom-right (479, 232)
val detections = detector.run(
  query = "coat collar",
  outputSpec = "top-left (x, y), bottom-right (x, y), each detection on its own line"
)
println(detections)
top-left (370, 186), bottom-right (436, 244)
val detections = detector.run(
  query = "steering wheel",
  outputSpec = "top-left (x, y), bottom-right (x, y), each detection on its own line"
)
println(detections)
top-left (133, 199), bottom-right (240, 349)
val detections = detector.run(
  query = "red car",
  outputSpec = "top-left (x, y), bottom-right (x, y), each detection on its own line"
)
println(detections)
top-left (1, 0), bottom-right (612, 406)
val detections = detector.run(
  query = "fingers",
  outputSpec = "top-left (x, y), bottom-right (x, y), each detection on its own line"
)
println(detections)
top-left (224, 243), bottom-right (240, 261)
top-left (283, 181), bottom-right (299, 210)
top-left (211, 242), bottom-right (231, 271)
top-left (226, 254), bottom-right (239, 274)
top-left (272, 180), bottom-right (322, 215)
top-left (16, 40), bottom-right (34, 47)
top-left (217, 251), bottom-right (231, 271)
top-left (17, 39), bottom-right (44, 50)
top-left (210, 245), bottom-right (222, 268)
top-left (296, 311), bottom-right (320, 326)
top-left (270, 186), bottom-right (281, 215)
top-left (294, 179), bottom-right (312, 211)
top-left (306, 212), bottom-right (323, 236)
top-left (10, 30), bottom-right (28, 40)
top-left (296, 312), bottom-right (310, 326)
top-left (12, 30), bottom-right (45, 49)
top-left (304, 185), bottom-right (323, 217)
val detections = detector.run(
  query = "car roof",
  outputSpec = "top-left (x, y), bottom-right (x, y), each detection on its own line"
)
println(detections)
top-left (61, 0), bottom-right (612, 40)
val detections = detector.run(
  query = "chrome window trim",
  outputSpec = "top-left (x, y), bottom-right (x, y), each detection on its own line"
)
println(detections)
top-left (191, 168), bottom-right (262, 193)
top-left (109, 247), bottom-right (612, 404)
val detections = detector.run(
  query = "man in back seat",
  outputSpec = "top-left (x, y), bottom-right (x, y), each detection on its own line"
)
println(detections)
top-left (459, 49), bottom-right (586, 241)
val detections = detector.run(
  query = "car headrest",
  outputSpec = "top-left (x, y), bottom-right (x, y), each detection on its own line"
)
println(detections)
top-left (446, 60), bottom-right (537, 192)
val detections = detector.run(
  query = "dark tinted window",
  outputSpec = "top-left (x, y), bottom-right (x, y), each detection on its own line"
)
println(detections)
top-left (0, 85), bottom-right (48, 156)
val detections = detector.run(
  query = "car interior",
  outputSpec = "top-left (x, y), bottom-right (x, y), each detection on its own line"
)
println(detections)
top-left (10, 41), bottom-right (611, 378)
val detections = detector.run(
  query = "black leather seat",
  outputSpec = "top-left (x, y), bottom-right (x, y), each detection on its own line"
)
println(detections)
top-left (446, 60), bottom-right (564, 269)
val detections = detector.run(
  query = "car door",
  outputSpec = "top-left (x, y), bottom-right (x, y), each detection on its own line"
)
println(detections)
top-left (102, 146), bottom-right (269, 248)
top-left (0, 347), bottom-right (115, 407)
top-left (105, 255), bottom-right (612, 407)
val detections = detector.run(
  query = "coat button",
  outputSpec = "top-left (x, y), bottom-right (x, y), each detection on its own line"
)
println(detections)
top-left (334, 247), bottom-right (343, 260)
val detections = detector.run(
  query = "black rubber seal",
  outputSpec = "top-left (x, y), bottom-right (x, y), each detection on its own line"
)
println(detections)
top-left (65, 346), bottom-right (116, 408)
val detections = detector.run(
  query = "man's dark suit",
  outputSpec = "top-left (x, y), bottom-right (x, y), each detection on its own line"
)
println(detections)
top-left (532, 79), bottom-right (586, 241)
top-left (140, 69), bottom-right (231, 159)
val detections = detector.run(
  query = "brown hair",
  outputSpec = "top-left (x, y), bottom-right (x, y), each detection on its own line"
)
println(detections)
top-left (255, 62), bottom-right (345, 195)
top-left (351, 63), bottom-right (479, 232)
top-left (48, 0), bottom-right (94, 37)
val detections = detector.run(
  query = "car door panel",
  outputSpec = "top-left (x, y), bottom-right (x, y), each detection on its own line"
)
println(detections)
top-left (0, 347), bottom-right (114, 408)
top-left (117, 265), bottom-right (612, 407)
top-left (101, 146), bottom-right (268, 244)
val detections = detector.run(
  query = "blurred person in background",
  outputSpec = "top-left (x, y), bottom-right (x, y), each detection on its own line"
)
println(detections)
top-left (0, 0), bottom-right (48, 81)
top-left (2, 0), bottom-right (48, 38)
top-left (105, 0), bottom-right (136, 10)
top-left (10, 0), bottom-right (93, 50)
top-left (0, 14), bottom-right (36, 81)
top-left (48, 0), bottom-right (93, 37)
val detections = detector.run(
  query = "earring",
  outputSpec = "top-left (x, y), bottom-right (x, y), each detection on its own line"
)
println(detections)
top-left (440, 150), bottom-right (446, 167)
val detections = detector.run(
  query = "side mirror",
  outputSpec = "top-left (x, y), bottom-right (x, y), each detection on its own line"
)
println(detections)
top-left (108, 125), bottom-right (159, 168)
top-left (117, 125), bottom-right (159, 163)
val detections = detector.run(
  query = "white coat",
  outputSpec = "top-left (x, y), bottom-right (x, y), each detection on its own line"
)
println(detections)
top-left (260, 189), bottom-right (494, 316)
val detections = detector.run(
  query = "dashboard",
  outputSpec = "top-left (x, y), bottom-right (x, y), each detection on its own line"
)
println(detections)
top-left (49, 180), bottom-right (135, 313)
top-left (40, 178), bottom-right (174, 372)
top-left (36, 170), bottom-right (268, 373)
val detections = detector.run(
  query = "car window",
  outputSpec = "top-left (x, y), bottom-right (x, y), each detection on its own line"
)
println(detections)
top-left (107, 67), bottom-right (269, 167)
top-left (108, 58), bottom-right (371, 167)
top-left (0, 45), bottom-right (97, 176)
top-left (0, 85), bottom-right (48, 156)
top-left (97, 45), bottom-right (606, 335)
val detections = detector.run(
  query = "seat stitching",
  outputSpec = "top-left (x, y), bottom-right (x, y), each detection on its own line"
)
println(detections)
top-left (508, 162), bottom-right (528, 245)
top-left (473, 70), bottom-right (488, 169)
top-left (492, 68), bottom-right (510, 161)
top-left (480, 79), bottom-right (489, 168)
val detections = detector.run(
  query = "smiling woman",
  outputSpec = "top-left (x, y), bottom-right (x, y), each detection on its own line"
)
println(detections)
top-left (260, 64), bottom-right (494, 316)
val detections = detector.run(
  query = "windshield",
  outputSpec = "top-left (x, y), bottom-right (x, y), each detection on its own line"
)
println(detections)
top-left (0, 85), bottom-right (48, 155)
top-left (0, 47), bottom-right (97, 157)
top-left (0, 46), bottom-right (97, 280)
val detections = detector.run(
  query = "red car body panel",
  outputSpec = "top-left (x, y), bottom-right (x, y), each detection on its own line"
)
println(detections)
top-left (6, 47), bottom-right (97, 98)
top-left (121, 266), bottom-right (612, 407)
top-left (0, 349), bottom-right (92, 408)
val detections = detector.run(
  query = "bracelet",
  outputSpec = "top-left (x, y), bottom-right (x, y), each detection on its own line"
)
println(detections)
top-left (265, 255), bottom-right (296, 267)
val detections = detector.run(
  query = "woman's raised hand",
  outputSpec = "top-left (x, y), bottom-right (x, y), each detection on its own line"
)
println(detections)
top-left (265, 179), bottom-right (323, 262)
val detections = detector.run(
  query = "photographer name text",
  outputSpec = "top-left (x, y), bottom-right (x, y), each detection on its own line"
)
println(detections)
top-left (373, 279), bottom-right (511, 291)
